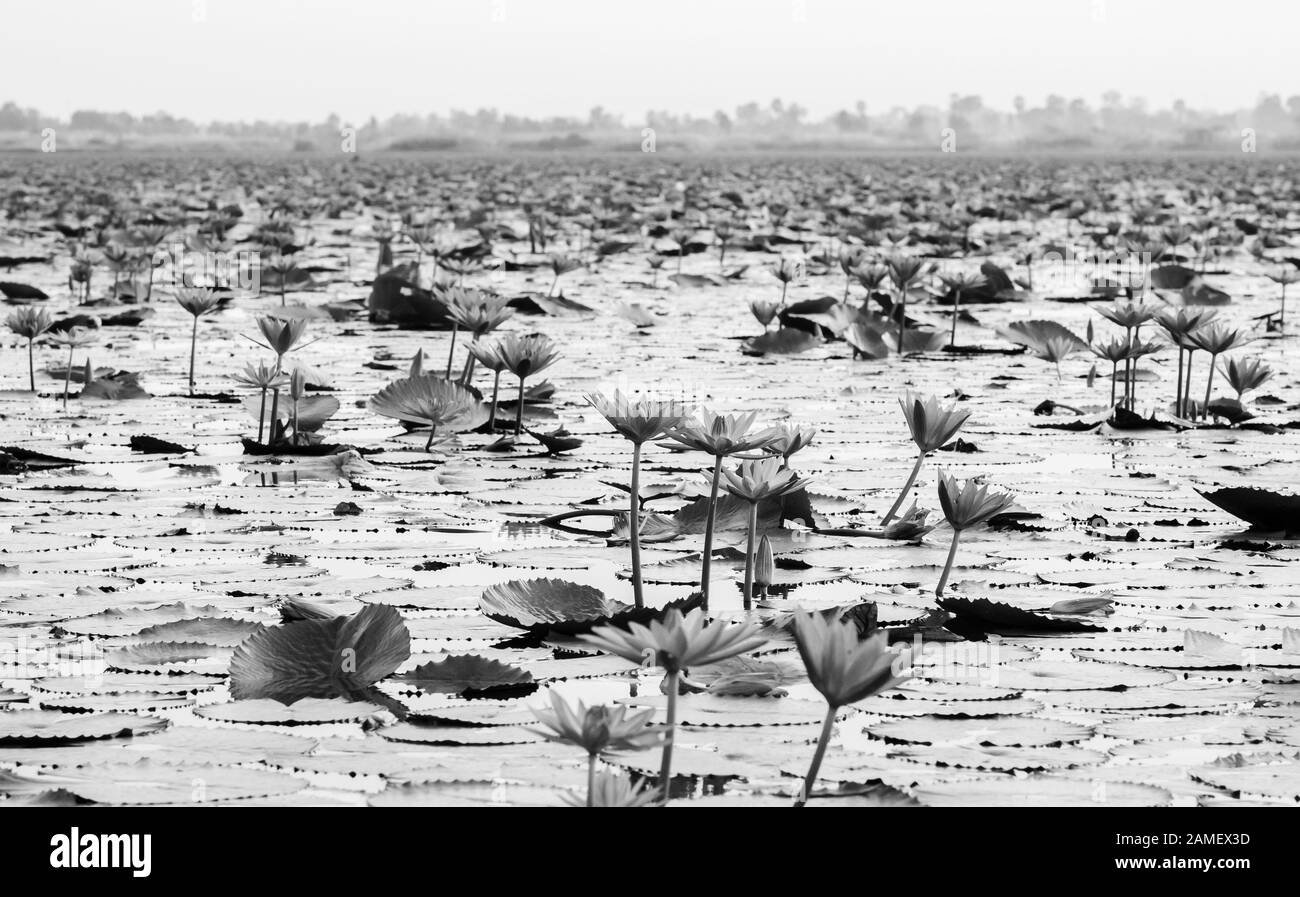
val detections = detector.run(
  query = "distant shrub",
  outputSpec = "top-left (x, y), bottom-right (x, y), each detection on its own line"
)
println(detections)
top-left (387, 136), bottom-right (459, 151)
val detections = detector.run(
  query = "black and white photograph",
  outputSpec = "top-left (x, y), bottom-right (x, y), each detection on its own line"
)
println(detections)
top-left (0, 0), bottom-right (1294, 863)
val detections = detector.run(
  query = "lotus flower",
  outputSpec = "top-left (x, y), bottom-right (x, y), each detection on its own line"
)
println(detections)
top-left (1192, 324), bottom-right (1251, 410)
top-left (568, 770), bottom-right (659, 808)
top-left (1221, 357), bottom-right (1272, 402)
top-left (939, 270), bottom-right (988, 348)
top-left (1155, 307), bottom-right (1215, 417)
top-left (791, 613), bottom-right (911, 807)
top-left (886, 254), bottom-right (926, 351)
top-left (252, 316), bottom-right (309, 359)
top-left (1265, 265), bottom-right (1300, 329)
top-left (443, 288), bottom-right (513, 380)
top-left (772, 257), bottom-right (800, 305)
top-left (47, 325), bottom-right (99, 410)
top-left (1095, 299), bottom-right (1160, 332)
top-left (263, 252), bottom-right (302, 306)
top-left (530, 691), bottom-right (663, 806)
top-left (882, 392), bottom-right (970, 525)
top-left (231, 361), bottom-right (289, 443)
top-left (667, 410), bottom-right (777, 607)
top-left (497, 333), bottom-right (561, 436)
top-left (1033, 334), bottom-right (1083, 382)
top-left (589, 390), bottom-right (693, 608)
top-left (175, 287), bottom-right (220, 395)
top-left (465, 339), bottom-right (507, 429)
top-left (580, 608), bottom-right (766, 802)
top-left (547, 254), bottom-right (583, 295)
top-left (721, 457), bottom-right (812, 607)
top-left (368, 375), bottom-right (481, 450)
top-left (935, 470), bottom-right (1017, 596)
top-left (759, 423), bottom-right (816, 463)
top-left (839, 245), bottom-right (867, 299)
top-left (6, 306), bottom-right (53, 391)
top-left (750, 298), bottom-right (780, 332)
top-left (530, 693), bottom-right (662, 755)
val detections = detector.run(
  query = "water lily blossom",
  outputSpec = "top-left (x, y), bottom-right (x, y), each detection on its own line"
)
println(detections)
top-left (935, 470), bottom-right (1017, 596)
top-left (882, 392), bottom-right (970, 525)
top-left (721, 457), bottom-right (811, 607)
top-left (792, 613), bottom-right (911, 806)
top-left (667, 410), bottom-right (777, 607)
top-left (530, 692), bottom-right (663, 806)
top-left (580, 608), bottom-right (766, 801)
top-left (589, 390), bottom-right (692, 608)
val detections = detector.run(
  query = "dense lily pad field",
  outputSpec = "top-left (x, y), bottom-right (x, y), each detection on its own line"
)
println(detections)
top-left (0, 153), bottom-right (1299, 807)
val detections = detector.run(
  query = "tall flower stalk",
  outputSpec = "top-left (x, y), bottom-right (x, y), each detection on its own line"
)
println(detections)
top-left (791, 613), bottom-right (911, 807)
top-left (47, 327), bottom-right (99, 410)
top-left (935, 470), bottom-right (1017, 597)
top-left (720, 458), bottom-right (811, 609)
top-left (175, 287), bottom-right (220, 396)
top-left (231, 362), bottom-right (289, 443)
top-left (587, 391), bottom-right (691, 608)
top-left (939, 270), bottom-right (987, 349)
top-left (886, 255), bottom-right (925, 353)
top-left (246, 317), bottom-right (311, 445)
top-left (882, 392), bottom-right (970, 525)
top-left (666, 410), bottom-right (775, 609)
top-left (496, 333), bottom-right (561, 437)
top-left (1156, 308), bottom-right (1214, 418)
top-left (6, 307), bottom-right (53, 392)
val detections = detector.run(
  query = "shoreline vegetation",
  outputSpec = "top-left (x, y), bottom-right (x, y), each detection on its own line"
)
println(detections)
top-left (4, 93), bottom-right (1300, 155)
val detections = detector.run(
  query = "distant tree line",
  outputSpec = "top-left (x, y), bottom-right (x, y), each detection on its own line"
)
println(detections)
top-left (3, 94), bottom-right (1300, 150)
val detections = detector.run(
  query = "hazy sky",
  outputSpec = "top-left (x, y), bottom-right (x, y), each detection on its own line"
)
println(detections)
top-left (4, 0), bottom-right (1291, 122)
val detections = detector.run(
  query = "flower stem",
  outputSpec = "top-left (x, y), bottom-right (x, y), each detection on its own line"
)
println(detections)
top-left (268, 389), bottom-right (281, 444)
top-left (1203, 352), bottom-right (1218, 411)
top-left (949, 289), bottom-right (961, 349)
top-left (27, 338), bottom-right (34, 392)
top-left (936, 528), bottom-right (962, 597)
top-left (743, 500), bottom-right (758, 611)
top-left (795, 705), bottom-right (837, 808)
top-left (188, 316), bottom-right (198, 396)
top-left (699, 455), bottom-right (724, 610)
top-left (897, 288), bottom-right (908, 353)
top-left (488, 369), bottom-right (501, 429)
top-left (882, 449), bottom-right (925, 525)
top-left (257, 388), bottom-right (267, 443)
top-left (629, 441), bottom-right (645, 609)
top-left (587, 753), bottom-right (597, 808)
top-left (658, 669), bottom-right (679, 805)
top-left (445, 323), bottom-right (459, 379)
top-left (1174, 348), bottom-right (1184, 416)
top-left (62, 345), bottom-right (73, 410)
top-left (514, 376), bottom-right (526, 436)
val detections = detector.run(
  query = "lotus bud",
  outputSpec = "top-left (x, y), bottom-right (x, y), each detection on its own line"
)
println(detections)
top-left (755, 534), bottom-right (774, 593)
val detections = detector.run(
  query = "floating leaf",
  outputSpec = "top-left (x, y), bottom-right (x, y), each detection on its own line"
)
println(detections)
top-left (391, 654), bottom-right (535, 695)
top-left (228, 604), bottom-right (411, 703)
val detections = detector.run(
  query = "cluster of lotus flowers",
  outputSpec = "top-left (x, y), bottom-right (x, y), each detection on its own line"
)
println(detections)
top-left (1088, 300), bottom-right (1267, 420)
top-left (587, 389), bottom-right (1016, 608)
top-left (751, 250), bottom-right (990, 355)
top-left (6, 306), bottom-right (101, 408)
top-left (527, 607), bottom-right (912, 807)
top-left (521, 388), bottom-right (1018, 806)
